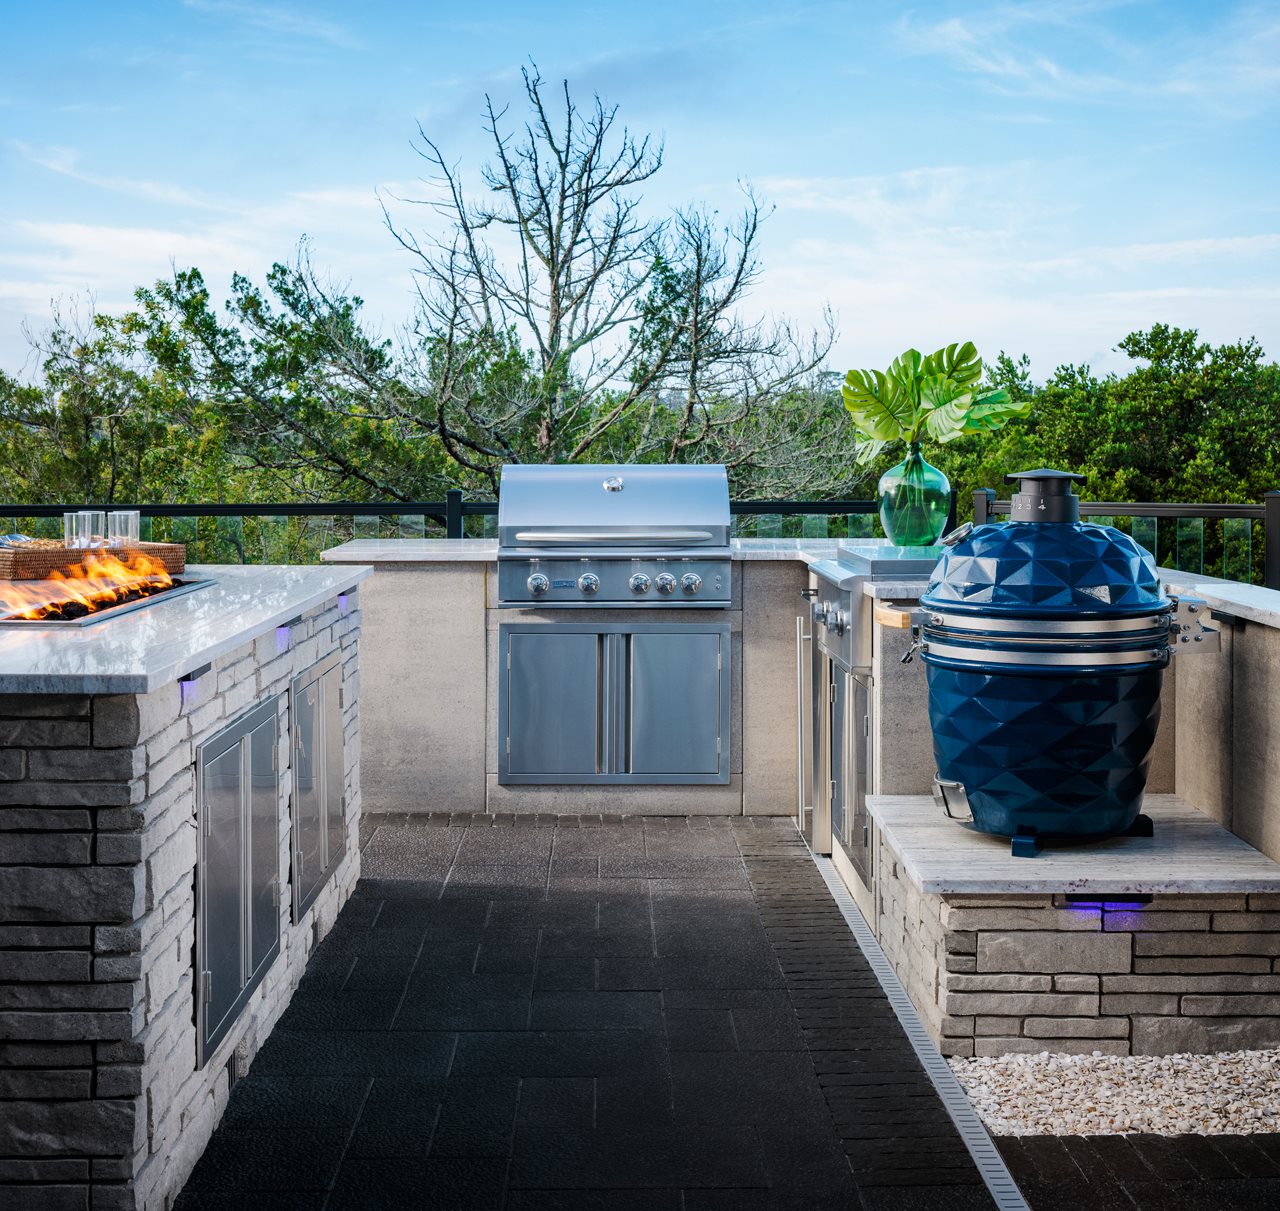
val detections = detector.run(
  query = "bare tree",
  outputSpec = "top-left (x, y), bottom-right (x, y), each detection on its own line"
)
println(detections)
top-left (385, 66), bottom-right (838, 481)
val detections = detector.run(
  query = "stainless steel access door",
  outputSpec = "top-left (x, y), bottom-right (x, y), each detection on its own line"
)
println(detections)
top-left (499, 622), bottom-right (730, 784)
top-left (291, 652), bottom-right (347, 921)
top-left (629, 631), bottom-right (722, 775)
top-left (196, 696), bottom-right (281, 1067)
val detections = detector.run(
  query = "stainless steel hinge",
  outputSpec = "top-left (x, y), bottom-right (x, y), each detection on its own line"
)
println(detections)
top-left (295, 851), bottom-right (304, 881)
top-left (506, 649), bottom-right (511, 670)
top-left (272, 744), bottom-right (279, 773)
top-left (828, 683), bottom-right (836, 703)
top-left (202, 970), bottom-right (212, 1004)
top-left (863, 824), bottom-right (870, 847)
top-left (717, 650), bottom-right (722, 670)
top-left (338, 687), bottom-right (345, 709)
top-left (863, 715), bottom-right (870, 737)
top-left (828, 780), bottom-right (836, 801)
top-left (506, 736), bottom-right (511, 755)
top-left (270, 876), bottom-right (280, 907)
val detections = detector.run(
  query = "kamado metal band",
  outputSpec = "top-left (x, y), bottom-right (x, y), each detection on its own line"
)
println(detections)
top-left (926, 610), bottom-right (1170, 636)
top-left (922, 640), bottom-right (1166, 669)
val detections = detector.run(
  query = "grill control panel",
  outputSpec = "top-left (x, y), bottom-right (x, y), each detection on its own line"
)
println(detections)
top-left (499, 558), bottom-right (730, 608)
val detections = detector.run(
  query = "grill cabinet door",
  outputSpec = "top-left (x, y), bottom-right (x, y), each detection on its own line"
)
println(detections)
top-left (200, 738), bottom-right (243, 1055)
top-left (629, 631), bottom-right (721, 775)
top-left (197, 696), bottom-right (282, 1066)
top-left (291, 653), bottom-right (346, 921)
top-left (247, 713), bottom-right (279, 981)
top-left (505, 630), bottom-right (600, 776)
top-left (292, 673), bottom-right (323, 910)
top-left (845, 673), bottom-right (872, 889)
top-left (499, 623), bottom-right (730, 784)
top-left (323, 664), bottom-right (346, 874)
top-left (828, 664), bottom-right (847, 844)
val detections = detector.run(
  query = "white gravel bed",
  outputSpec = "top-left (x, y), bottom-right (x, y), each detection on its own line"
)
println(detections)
top-left (949, 1049), bottom-right (1280, 1135)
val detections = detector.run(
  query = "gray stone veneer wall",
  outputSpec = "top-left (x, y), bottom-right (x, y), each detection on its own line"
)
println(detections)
top-left (875, 833), bottom-right (1280, 1058)
top-left (0, 592), bottom-right (361, 1210)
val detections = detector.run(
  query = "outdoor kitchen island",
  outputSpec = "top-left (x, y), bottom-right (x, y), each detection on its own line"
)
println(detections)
top-left (0, 563), bottom-right (370, 1211)
top-left (320, 534), bottom-right (940, 817)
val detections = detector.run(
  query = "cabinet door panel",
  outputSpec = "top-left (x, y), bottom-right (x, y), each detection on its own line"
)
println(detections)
top-left (293, 675), bottom-right (324, 910)
top-left (629, 632), bottom-right (721, 775)
top-left (247, 715), bottom-right (279, 980)
top-left (323, 666), bottom-right (345, 870)
top-left (829, 668), bottom-right (846, 841)
top-left (202, 740), bottom-right (243, 1043)
top-left (506, 631), bottom-right (599, 775)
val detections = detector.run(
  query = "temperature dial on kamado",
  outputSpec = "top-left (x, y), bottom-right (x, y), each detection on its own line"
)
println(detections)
top-left (654, 572), bottom-right (677, 595)
top-left (527, 573), bottom-right (550, 596)
top-left (629, 573), bottom-right (652, 594)
top-left (578, 573), bottom-right (600, 595)
top-left (681, 572), bottom-right (702, 595)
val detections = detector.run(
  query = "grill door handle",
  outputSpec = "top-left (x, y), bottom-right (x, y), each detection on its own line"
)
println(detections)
top-left (513, 530), bottom-right (715, 545)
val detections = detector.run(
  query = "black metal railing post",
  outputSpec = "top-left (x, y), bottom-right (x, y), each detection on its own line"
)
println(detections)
top-left (945, 490), bottom-right (958, 534)
top-left (445, 489), bottom-right (464, 540)
top-left (973, 489), bottom-right (994, 526)
top-left (1266, 491), bottom-right (1280, 590)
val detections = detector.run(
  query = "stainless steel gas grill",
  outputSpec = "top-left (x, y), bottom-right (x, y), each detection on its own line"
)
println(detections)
top-left (495, 463), bottom-right (732, 786)
top-left (496, 463), bottom-right (731, 608)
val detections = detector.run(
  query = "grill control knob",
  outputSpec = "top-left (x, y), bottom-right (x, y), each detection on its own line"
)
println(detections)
top-left (527, 573), bottom-right (550, 596)
top-left (681, 573), bottom-right (702, 594)
top-left (578, 573), bottom-right (600, 595)
top-left (655, 572), bottom-right (677, 595)
top-left (827, 608), bottom-right (846, 636)
top-left (629, 573), bottom-right (652, 594)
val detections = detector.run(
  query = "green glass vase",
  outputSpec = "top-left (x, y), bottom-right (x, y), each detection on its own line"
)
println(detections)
top-left (877, 443), bottom-right (950, 546)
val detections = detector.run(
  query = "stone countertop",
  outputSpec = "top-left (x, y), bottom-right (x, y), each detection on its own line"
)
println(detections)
top-left (320, 536), bottom-right (942, 570)
top-left (868, 794), bottom-right (1280, 894)
top-left (1160, 571), bottom-right (1280, 632)
top-left (0, 563), bottom-right (372, 695)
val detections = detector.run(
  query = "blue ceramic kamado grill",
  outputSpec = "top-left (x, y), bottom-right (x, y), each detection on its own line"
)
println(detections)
top-left (918, 469), bottom-right (1218, 857)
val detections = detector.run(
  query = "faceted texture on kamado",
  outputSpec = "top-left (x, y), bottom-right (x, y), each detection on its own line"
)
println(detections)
top-left (923, 521), bottom-right (1165, 616)
top-left (927, 664), bottom-right (1163, 838)
top-left (921, 512), bottom-right (1170, 841)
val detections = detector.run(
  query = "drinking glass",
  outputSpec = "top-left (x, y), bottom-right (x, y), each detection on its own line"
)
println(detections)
top-left (108, 511), bottom-right (140, 548)
top-left (77, 510), bottom-right (106, 549)
top-left (63, 512), bottom-right (80, 549)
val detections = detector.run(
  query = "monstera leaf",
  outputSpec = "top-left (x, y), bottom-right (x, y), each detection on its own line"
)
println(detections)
top-left (840, 340), bottom-right (1027, 448)
top-left (840, 367), bottom-right (919, 442)
top-left (921, 341), bottom-right (982, 390)
top-left (924, 387), bottom-right (1030, 443)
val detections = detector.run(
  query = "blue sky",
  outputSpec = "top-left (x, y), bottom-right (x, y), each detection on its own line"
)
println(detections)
top-left (1, 0), bottom-right (1277, 380)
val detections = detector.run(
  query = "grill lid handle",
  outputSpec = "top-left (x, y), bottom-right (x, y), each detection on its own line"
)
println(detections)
top-left (512, 530), bottom-right (715, 546)
top-left (1004, 468), bottom-right (1085, 524)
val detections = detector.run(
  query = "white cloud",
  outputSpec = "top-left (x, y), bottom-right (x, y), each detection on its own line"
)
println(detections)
top-left (180, 0), bottom-right (360, 49)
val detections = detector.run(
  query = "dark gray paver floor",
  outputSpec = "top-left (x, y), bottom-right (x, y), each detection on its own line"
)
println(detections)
top-left (999, 1132), bottom-right (1280, 1210)
top-left (178, 814), bottom-right (998, 1210)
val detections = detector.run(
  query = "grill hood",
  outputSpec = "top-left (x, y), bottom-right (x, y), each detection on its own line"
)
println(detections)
top-left (498, 463), bottom-right (730, 551)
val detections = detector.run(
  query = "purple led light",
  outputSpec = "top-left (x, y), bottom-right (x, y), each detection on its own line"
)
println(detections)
top-left (338, 594), bottom-right (349, 615)
top-left (276, 625), bottom-right (291, 653)
top-left (179, 678), bottom-right (201, 706)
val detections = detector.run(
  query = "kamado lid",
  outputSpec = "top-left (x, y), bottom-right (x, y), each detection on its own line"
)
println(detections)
top-left (921, 467), bottom-right (1169, 617)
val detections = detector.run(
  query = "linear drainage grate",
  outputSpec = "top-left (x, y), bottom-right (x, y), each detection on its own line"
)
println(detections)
top-left (811, 854), bottom-right (1030, 1211)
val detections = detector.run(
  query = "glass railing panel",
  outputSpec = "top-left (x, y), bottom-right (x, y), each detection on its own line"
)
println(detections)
top-left (1130, 516), bottom-right (1157, 561)
top-left (1176, 517), bottom-right (1204, 576)
top-left (396, 513), bottom-right (425, 540)
top-left (1223, 517), bottom-right (1253, 584)
top-left (801, 513), bottom-right (828, 539)
top-left (754, 514), bottom-right (782, 538)
top-left (213, 515), bottom-right (246, 563)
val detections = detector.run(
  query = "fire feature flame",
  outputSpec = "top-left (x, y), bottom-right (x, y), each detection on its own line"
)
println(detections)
top-left (0, 551), bottom-right (176, 622)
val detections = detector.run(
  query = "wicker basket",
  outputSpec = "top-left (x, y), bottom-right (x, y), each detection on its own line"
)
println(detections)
top-left (0, 542), bottom-right (186, 581)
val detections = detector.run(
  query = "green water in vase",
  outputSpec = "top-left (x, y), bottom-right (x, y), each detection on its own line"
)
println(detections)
top-left (877, 443), bottom-right (950, 546)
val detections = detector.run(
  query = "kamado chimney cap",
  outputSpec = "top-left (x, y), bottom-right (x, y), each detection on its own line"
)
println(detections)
top-left (1006, 468), bottom-right (1085, 523)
